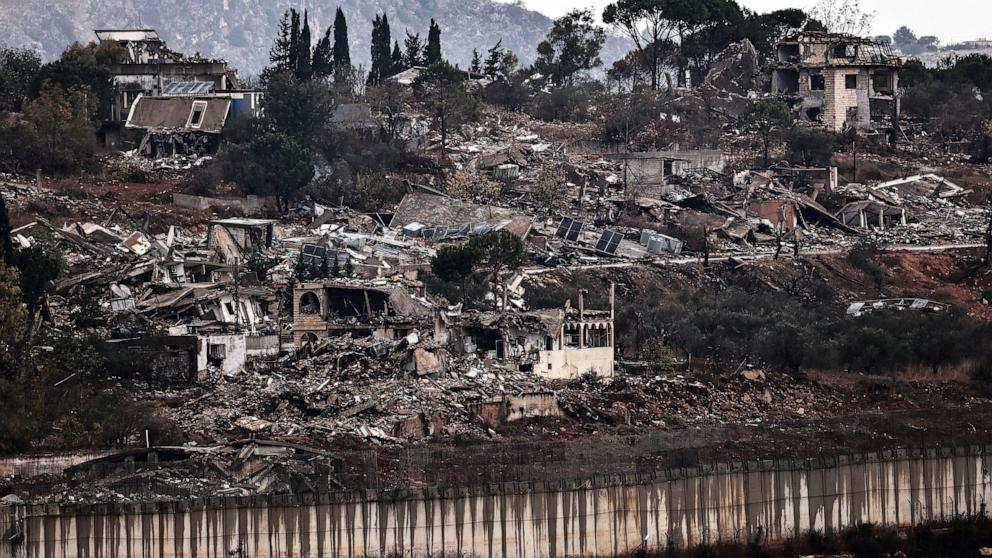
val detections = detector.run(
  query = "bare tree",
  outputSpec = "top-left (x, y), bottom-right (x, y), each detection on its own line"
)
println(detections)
top-left (810, 0), bottom-right (875, 36)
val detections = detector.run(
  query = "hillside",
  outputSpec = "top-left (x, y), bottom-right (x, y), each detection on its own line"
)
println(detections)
top-left (0, 0), bottom-right (629, 75)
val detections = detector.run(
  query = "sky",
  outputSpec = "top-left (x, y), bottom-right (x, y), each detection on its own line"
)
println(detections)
top-left (497, 0), bottom-right (992, 45)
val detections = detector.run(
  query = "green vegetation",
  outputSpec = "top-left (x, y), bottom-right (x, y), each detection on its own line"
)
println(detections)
top-left (533, 9), bottom-right (606, 87)
top-left (740, 100), bottom-right (794, 168)
top-left (412, 61), bottom-right (481, 154)
top-left (427, 231), bottom-right (526, 310)
top-left (608, 283), bottom-right (992, 377)
top-left (786, 127), bottom-right (836, 168)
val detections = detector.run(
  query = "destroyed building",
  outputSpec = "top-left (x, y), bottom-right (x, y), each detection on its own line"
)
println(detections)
top-left (441, 286), bottom-right (616, 379)
top-left (605, 150), bottom-right (726, 197)
top-left (97, 29), bottom-right (240, 120)
top-left (207, 218), bottom-right (276, 263)
top-left (94, 28), bottom-right (260, 150)
top-left (292, 280), bottom-right (432, 347)
top-left (771, 32), bottom-right (901, 133)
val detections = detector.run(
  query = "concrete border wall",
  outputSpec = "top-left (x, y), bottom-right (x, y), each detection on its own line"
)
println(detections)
top-left (2, 446), bottom-right (990, 558)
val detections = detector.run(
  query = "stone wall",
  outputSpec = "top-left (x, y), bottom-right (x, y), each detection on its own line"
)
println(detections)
top-left (3, 446), bottom-right (990, 558)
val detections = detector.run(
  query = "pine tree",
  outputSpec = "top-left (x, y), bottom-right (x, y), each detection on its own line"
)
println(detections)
top-left (296, 10), bottom-right (313, 80)
top-left (425, 19), bottom-right (442, 64)
top-left (470, 49), bottom-right (481, 74)
top-left (403, 31), bottom-right (423, 69)
top-left (263, 10), bottom-right (294, 82)
top-left (313, 27), bottom-right (333, 79)
top-left (391, 41), bottom-right (403, 77)
top-left (333, 8), bottom-right (351, 83)
top-left (484, 39), bottom-right (503, 79)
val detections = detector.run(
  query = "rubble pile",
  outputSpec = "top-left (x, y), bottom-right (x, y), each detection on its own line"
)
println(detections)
top-left (32, 440), bottom-right (343, 503)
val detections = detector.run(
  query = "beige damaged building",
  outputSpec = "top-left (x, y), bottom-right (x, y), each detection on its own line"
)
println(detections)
top-left (771, 32), bottom-right (901, 133)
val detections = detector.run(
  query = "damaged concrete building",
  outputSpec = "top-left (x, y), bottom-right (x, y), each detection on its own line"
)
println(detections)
top-left (95, 28), bottom-right (261, 151)
top-left (771, 32), bottom-right (901, 132)
top-left (439, 286), bottom-right (616, 379)
top-left (207, 218), bottom-right (276, 263)
top-left (605, 150), bottom-right (726, 197)
top-left (292, 280), bottom-right (431, 347)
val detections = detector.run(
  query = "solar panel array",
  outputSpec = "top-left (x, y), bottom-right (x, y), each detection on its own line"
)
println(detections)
top-left (162, 81), bottom-right (214, 96)
top-left (416, 222), bottom-right (498, 241)
top-left (555, 218), bottom-right (583, 241)
top-left (595, 230), bottom-right (623, 255)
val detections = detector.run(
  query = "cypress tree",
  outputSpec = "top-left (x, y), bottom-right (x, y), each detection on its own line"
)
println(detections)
top-left (313, 27), bottom-right (333, 79)
top-left (426, 19), bottom-right (442, 64)
top-left (391, 41), bottom-right (403, 77)
top-left (381, 14), bottom-right (392, 71)
top-left (288, 9), bottom-right (301, 75)
top-left (296, 10), bottom-right (313, 80)
top-left (333, 7), bottom-right (351, 82)
top-left (368, 15), bottom-right (382, 85)
top-left (368, 13), bottom-right (392, 85)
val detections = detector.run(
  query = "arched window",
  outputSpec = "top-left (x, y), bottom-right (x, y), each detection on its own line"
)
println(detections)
top-left (299, 292), bottom-right (321, 315)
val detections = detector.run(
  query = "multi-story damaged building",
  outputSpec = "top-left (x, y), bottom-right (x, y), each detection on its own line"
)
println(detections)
top-left (771, 32), bottom-right (901, 133)
top-left (94, 29), bottom-right (261, 150)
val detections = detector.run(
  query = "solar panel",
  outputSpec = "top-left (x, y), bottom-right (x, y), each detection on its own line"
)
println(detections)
top-left (163, 81), bottom-right (214, 96)
top-left (595, 230), bottom-right (623, 255)
top-left (301, 243), bottom-right (327, 264)
top-left (432, 226), bottom-right (449, 240)
top-left (555, 218), bottom-right (583, 241)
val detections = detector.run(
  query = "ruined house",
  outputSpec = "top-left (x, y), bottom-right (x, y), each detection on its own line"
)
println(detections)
top-left (605, 150), bottom-right (726, 197)
top-left (207, 218), bottom-right (276, 263)
top-left (126, 95), bottom-right (231, 156)
top-left (771, 32), bottom-right (901, 132)
top-left (392, 192), bottom-right (534, 240)
top-left (441, 286), bottom-right (616, 379)
top-left (96, 29), bottom-right (240, 122)
top-left (95, 28), bottom-right (261, 149)
top-left (292, 281), bottom-right (431, 347)
top-left (99, 333), bottom-right (247, 383)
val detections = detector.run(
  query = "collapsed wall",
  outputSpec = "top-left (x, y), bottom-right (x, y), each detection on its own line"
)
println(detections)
top-left (2, 446), bottom-right (990, 558)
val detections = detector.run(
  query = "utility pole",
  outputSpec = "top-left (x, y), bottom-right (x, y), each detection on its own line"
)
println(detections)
top-left (233, 257), bottom-right (241, 333)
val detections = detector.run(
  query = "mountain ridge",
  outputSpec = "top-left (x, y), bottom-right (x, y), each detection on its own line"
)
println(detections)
top-left (0, 0), bottom-right (628, 77)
